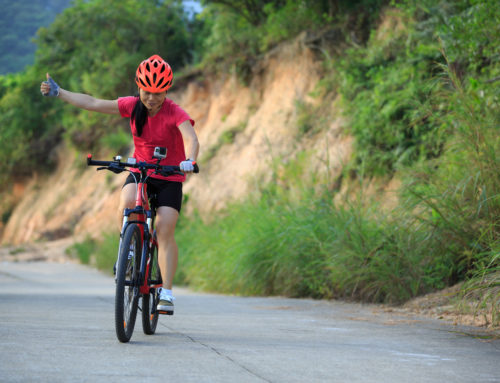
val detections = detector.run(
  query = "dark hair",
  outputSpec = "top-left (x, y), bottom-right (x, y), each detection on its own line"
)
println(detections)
top-left (131, 95), bottom-right (147, 137)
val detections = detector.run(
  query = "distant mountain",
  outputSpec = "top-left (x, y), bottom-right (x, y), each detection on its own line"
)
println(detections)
top-left (0, 0), bottom-right (73, 75)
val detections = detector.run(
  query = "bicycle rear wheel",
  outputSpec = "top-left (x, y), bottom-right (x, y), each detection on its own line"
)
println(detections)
top-left (115, 223), bottom-right (141, 343)
top-left (142, 236), bottom-right (161, 334)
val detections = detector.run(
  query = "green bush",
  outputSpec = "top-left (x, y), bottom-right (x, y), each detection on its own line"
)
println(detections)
top-left (69, 232), bottom-right (118, 272)
top-left (66, 236), bottom-right (97, 264)
top-left (94, 232), bottom-right (119, 273)
top-left (0, 67), bottom-right (62, 186)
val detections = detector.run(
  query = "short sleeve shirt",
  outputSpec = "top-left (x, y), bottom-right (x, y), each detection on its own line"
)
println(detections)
top-left (117, 96), bottom-right (194, 182)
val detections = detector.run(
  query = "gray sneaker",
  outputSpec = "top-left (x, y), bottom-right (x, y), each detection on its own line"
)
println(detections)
top-left (157, 292), bottom-right (174, 315)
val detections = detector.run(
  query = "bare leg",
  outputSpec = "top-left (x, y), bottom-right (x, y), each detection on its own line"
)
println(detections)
top-left (155, 206), bottom-right (179, 290)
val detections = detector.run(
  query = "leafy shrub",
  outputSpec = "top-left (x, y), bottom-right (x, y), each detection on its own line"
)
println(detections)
top-left (66, 236), bottom-right (97, 264)
top-left (0, 67), bottom-right (62, 186)
top-left (69, 232), bottom-right (118, 271)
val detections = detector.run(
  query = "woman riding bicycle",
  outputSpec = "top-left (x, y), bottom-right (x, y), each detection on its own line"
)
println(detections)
top-left (40, 54), bottom-right (199, 314)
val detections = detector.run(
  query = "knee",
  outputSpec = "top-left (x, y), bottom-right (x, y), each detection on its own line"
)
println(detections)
top-left (118, 199), bottom-right (135, 212)
top-left (155, 211), bottom-right (178, 239)
top-left (155, 219), bottom-right (175, 239)
top-left (119, 185), bottom-right (136, 212)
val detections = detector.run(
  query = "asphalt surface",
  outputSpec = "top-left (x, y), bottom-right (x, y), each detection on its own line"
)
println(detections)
top-left (0, 261), bottom-right (499, 383)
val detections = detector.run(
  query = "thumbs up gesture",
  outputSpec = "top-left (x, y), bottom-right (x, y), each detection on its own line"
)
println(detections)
top-left (40, 73), bottom-right (60, 97)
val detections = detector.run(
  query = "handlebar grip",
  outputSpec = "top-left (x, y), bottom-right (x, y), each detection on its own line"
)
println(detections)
top-left (193, 163), bottom-right (200, 174)
top-left (87, 154), bottom-right (121, 168)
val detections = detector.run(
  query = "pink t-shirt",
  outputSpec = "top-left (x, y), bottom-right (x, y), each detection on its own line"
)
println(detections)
top-left (118, 96), bottom-right (194, 182)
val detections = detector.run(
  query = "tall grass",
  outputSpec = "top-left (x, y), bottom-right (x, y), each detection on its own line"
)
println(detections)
top-left (404, 61), bottom-right (500, 325)
top-left (176, 155), bottom-right (461, 304)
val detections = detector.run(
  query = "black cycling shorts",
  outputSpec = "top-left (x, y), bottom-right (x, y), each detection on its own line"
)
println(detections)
top-left (123, 173), bottom-right (183, 213)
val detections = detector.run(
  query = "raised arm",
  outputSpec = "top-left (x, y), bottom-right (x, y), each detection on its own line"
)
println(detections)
top-left (40, 73), bottom-right (120, 115)
top-left (178, 120), bottom-right (199, 161)
top-left (178, 120), bottom-right (200, 173)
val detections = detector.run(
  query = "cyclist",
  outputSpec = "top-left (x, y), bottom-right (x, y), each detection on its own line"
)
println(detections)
top-left (40, 54), bottom-right (199, 315)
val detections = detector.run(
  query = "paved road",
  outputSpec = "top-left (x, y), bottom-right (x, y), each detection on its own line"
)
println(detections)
top-left (0, 261), bottom-right (499, 383)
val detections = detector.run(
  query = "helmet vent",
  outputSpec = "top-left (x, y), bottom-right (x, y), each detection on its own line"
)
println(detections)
top-left (135, 55), bottom-right (173, 92)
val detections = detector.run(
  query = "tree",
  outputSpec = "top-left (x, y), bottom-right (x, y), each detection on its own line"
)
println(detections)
top-left (0, 0), bottom-right (73, 74)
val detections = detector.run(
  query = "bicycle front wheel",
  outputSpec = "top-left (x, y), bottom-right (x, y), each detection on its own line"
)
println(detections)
top-left (115, 223), bottom-right (141, 343)
top-left (142, 237), bottom-right (161, 335)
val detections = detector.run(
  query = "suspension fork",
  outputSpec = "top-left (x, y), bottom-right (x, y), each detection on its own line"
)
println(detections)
top-left (139, 210), bottom-right (154, 294)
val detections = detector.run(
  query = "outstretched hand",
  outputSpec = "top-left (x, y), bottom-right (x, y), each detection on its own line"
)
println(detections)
top-left (40, 73), bottom-right (60, 97)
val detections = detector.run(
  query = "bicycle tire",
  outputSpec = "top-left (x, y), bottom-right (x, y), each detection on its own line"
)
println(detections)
top-left (115, 224), bottom-right (141, 343)
top-left (142, 238), bottom-right (161, 335)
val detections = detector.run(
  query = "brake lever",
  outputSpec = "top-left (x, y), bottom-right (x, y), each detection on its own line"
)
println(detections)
top-left (96, 164), bottom-right (123, 174)
top-left (108, 163), bottom-right (124, 174)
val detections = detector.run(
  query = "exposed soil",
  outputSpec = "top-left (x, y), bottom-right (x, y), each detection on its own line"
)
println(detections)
top-left (0, 238), bottom-right (76, 264)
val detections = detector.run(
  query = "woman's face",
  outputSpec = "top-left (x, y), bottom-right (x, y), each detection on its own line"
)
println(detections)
top-left (139, 88), bottom-right (166, 115)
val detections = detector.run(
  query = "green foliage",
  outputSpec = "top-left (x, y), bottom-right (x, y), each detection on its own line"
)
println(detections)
top-left (260, 1), bottom-right (323, 51)
top-left (400, 54), bottom-right (500, 314)
top-left (0, 66), bottom-right (62, 185)
top-left (0, 0), bottom-right (72, 75)
top-left (338, 8), bottom-right (444, 175)
top-left (421, 0), bottom-right (499, 77)
top-left (34, 0), bottom-right (193, 149)
top-left (66, 236), bottom-right (97, 264)
top-left (68, 232), bottom-right (118, 271)
top-left (199, 0), bottom-right (387, 80)
top-left (338, 0), bottom-right (500, 176)
top-left (98, 128), bottom-right (132, 155)
top-left (36, 0), bottom-right (191, 95)
top-left (94, 232), bottom-right (120, 272)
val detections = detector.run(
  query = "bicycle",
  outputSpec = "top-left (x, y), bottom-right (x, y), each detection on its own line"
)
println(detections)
top-left (87, 148), bottom-right (198, 343)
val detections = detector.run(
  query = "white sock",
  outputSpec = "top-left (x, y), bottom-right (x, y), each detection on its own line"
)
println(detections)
top-left (161, 288), bottom-right (173, 297)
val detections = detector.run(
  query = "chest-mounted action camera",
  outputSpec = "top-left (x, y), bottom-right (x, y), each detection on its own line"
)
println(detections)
top-left (153, 147), bottom-right (167, 160)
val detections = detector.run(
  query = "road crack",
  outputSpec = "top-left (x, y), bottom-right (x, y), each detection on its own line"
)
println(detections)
top-left (160, 323), bottom-right (273, 383)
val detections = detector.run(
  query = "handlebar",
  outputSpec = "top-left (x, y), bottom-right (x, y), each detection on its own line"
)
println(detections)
top-left (87, 154), bottom-right (199, 176)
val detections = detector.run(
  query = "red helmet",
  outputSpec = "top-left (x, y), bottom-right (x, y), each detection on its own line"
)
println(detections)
top-left (135, 55), bottom-right (173, 93)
